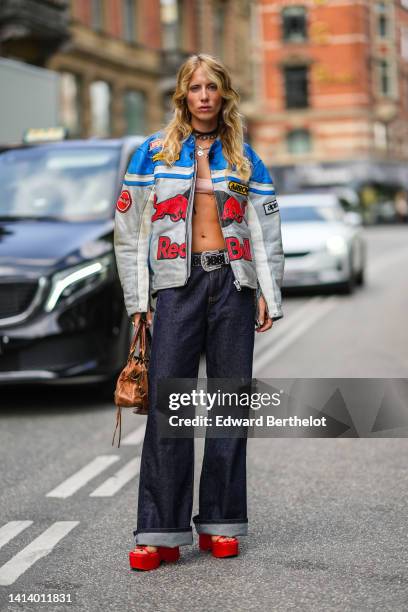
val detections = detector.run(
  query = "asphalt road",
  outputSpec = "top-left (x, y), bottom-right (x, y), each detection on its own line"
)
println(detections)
top-left (0, 225), bottom-right (407, 612)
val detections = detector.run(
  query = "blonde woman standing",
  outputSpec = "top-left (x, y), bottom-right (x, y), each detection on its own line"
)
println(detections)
top-left (114, 53), bottom-right (284, 571)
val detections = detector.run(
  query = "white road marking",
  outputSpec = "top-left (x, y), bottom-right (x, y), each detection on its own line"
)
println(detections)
top-left (255, 296), bottom-right (338, 372)
top-left (46, 456), bottom-right (120, 499)
top-left (89, 457), bottom-right (141, 497)
top-left (0, 521), bottom-right (79, 586)
top-left (0, 522), bottom-right (33, 551)
top-left (254, 296), bottom-right (324, 361)
top-left (368, 245), bottom-right (408, 276)
top-left (120, 424), bottom-right (146, 446)
top-left (253, 243), bottom-right (408, 370)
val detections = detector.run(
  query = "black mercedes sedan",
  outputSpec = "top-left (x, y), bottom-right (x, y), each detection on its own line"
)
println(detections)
top-left (0, 135), bottom-right (144, 386)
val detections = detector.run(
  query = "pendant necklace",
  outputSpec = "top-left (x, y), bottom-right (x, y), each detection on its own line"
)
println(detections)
top-left (194, 130), bottom-right (217, 158)
top-left (196, 144), bottom-right (210, 158)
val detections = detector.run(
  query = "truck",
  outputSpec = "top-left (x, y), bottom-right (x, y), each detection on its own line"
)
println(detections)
top-left (0, 57), bottom-right (60, 145)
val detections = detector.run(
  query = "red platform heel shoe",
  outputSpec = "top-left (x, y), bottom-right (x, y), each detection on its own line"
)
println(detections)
top-left (129, 545), bottom-right (180, 571)
top-left (199, 534), bottom-right (239, 558)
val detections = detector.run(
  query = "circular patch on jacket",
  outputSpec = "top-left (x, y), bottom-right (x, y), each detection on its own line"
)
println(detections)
top-left (116, 190), bottom-right (132, 213)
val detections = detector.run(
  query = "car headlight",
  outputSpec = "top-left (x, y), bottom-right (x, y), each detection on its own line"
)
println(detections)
top-left (45, 253), bottom-right (114, 312)
top-left (325, 236), bottom-right (348, 256)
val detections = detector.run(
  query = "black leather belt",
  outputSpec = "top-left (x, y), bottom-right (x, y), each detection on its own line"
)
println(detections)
top-left (191, 249), bottom-right (230, 272)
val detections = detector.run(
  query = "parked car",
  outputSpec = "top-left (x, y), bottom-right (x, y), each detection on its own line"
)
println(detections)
top-left (0, 134), bottom-right (145, 386)
top-left (278, 192), bottom-right (366, 293)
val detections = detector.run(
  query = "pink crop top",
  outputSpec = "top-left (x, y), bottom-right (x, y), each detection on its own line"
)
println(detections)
top-left (195, 177), bottom-right (213, 194)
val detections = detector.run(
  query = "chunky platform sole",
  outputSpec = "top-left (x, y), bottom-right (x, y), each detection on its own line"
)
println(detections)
top-left (129, 545), bottom-right (180, 571)
top-left (198, 533), bottom-right (239, 558)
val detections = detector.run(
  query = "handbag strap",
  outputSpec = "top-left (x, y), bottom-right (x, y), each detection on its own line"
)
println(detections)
top-left (128, 318), bottom-right (145, 359)
top-left (135, 319), bottom-right (152, 361)
top-left (112, 405), bottom-right (122, 448)
top-left (139, 320), bottom-right (146, 356)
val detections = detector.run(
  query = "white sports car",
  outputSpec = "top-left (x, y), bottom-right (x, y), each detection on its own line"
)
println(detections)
top-left (278, 193), bottom-right (366, 293)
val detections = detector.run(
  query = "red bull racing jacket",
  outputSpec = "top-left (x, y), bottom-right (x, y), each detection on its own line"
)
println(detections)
top-left (114, 130), bottom-right (285, 321)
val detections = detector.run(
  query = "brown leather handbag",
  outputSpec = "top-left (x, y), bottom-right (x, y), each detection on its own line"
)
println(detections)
top-left (112, 318), bottom-right (152, 448)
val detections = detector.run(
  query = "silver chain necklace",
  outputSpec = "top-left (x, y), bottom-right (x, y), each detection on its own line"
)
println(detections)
top-left (196, 144), bottom-right (211, 158)
top-left (195, 133), bottom-right (217, 157)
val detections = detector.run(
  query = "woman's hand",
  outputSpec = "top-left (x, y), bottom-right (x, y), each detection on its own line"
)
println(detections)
top-left (256, 295), bottom-right (273, 333)
top-left (131, 310), bottom-right (153, 329)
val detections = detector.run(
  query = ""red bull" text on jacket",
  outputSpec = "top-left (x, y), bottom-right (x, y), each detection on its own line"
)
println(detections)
top-left (114, 130), bottom-right (285, 321)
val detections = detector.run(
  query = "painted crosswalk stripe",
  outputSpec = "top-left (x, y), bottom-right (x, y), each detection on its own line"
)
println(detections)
top-left (0, 521), bottom-right (79, 586)
top-left (120, 424), bottom-right (146, 446)
top-left (46, 455), bottom-right (120, 499)
top-left (0, 522), bottom-right (33, 551)
top-left (89, 457), bottom-right (141, 497)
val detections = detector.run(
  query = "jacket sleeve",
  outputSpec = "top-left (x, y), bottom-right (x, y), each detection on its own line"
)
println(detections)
top-left (247, 156), bottom-right (285, 321)
top-left (113, 139), bottom-right (155, 318)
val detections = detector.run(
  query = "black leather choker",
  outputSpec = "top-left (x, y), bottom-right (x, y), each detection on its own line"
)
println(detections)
top-left (192, 127), bottom-right (218, 138)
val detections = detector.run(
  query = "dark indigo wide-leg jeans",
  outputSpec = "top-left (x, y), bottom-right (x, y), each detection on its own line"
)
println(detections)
top-left (133, 256), bottom-right (256, 547)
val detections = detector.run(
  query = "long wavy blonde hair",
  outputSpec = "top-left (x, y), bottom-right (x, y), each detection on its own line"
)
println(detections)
top-left (160, 54), bottom-right (252, 181)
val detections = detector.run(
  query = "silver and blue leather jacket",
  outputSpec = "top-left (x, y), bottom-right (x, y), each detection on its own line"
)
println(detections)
top-left (113, 130), bottom-right (285, 321)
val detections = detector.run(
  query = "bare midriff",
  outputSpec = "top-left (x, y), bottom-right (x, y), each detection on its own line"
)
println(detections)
top-left (191, 138), bottom-right (226, 253)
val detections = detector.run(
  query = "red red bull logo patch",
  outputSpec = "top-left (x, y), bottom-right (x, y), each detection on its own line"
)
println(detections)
top-left (116, 189), bottom-right (132, 213)
top-left (225, 237), bottom-right (252, 261)
top-left (152, 194), bottom-right (188, 222)
top-left (157, 236), bottom-right (186, 259)
top-left (221, 196), bottom-right (247, 224)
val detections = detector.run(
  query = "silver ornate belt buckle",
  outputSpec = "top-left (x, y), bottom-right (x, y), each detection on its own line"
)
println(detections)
top-left (201, 249), bottom-right (223, 272)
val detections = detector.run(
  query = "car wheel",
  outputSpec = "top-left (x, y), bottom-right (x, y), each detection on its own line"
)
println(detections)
top-left (337, 276), bottom-right (355, 294)
top-left (337, 262), bottom-right (356, 294)
top-left (337, 250), bottom-right (358, 294)
top-left (355, 266), bottom-right (365, 286)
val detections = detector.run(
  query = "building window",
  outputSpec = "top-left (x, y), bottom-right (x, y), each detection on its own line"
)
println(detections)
top-left (378, 59), bottom-right (391, 95)
top-left (286, 129), bottom-right (311, 154)
top-left (282, 6), bottom-right (307, 43)
top-left (214, 1), bottom-right (226, 59)
top-left (59, 72), bottom-right (82, 137)
top-left (160, 0), bottom-right (182, 50)
top-left (401, 26), bottom-right (408, 60)
top-left (123, 0), bottom-right (137, 42)
top-left (92, 0), bottom-right (104, 31)
top-left (177, 0), bottom-right (184, 47)
top-left (284, 66), bottom-right (309, 108)
top-left (406, 78), bottom-right (408, 110)
top-left (124, 90), bottom-right (146, 135)
top-left (374, 121), bottom-right (387, 150)
top-left (90, 80), bottom-right (111, 137)
top-left (375, 2), bottom-right (389, 38)
top-left (163, 90), bottom-right (175, 124)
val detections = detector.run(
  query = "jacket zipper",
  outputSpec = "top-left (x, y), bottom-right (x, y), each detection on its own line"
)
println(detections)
top-left (184, 155), bottom-right (197, 285)
top-left (208, 144), bottom-right (242, 293)
top-left (184, 137), bottom-right (242, 293)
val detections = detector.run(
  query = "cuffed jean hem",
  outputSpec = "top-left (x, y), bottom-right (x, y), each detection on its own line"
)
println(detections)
top-left (192, 515), bottom-right (248, 537)
top-left (133, 528), bottom-right (193, 547)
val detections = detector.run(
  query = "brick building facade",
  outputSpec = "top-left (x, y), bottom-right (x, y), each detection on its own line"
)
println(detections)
top-left (253, 0), bottom-right (408, 193)
top-left (0, 0), bottom-right (255, 139)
